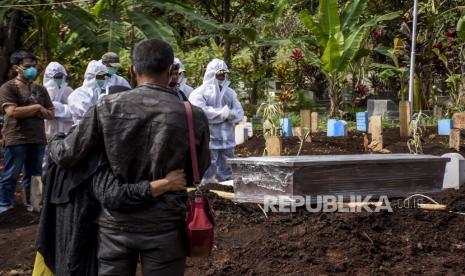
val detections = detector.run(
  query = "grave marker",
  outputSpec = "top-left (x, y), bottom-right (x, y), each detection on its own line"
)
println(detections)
top-left (311, 112), bottom-right (318, 133)
top-left (368, 116), bottom-right (382, 135)
top-left (265, 136), bottom-right (282, 156)
top-left (399, 101), bottom-right (410, 138)
top-left (300, 109), bottom-right (311, 131)
top-left (356, 111), bottom-right (368, 132)
top-left (438, 119), bottom-right (453, 136)
top-left (453, 113), bottom-right (465, 129)
top-left (450, 129), bottom-right (461, 151)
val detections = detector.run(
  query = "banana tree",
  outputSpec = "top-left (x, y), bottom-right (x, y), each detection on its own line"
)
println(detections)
top-left (0, 0), bottom-right (63, 62)
top-left (298, 0), bottom-right (400, 118)
top-left (56, 0), bottom-right (181, 55)
top-left (372, 46), bottom-right (409, 100)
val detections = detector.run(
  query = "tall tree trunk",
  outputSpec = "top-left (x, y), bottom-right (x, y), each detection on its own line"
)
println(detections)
top-left (0, 13), bottom-right (20, 83)
top-left (328, 75), bottom-right (341, 118)
top-left (251, 81), bottom-right (259, 105)
top-left (222, 0), bottom-right (231, 65)
top-left (36, 15), bottom-right (51, 64)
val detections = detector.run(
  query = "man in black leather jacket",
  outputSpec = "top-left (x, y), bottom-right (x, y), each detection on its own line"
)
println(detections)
top-left (49, 39), bottom-right (210, 275)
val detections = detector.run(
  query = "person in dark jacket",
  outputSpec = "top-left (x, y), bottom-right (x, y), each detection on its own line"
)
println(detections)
top-left (49, 39), bottom-right (210, 275)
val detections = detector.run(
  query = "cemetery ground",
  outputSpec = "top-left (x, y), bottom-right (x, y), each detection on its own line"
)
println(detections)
top-left (1, 127), bottom-right (465, 275)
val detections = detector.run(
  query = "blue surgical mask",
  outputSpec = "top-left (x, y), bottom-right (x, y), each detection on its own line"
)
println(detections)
top-left (217, 79), bottom-right (225, 86)
top-left (22, 67), bottom-right (37, 80)
top-left (54, 79), bottom-right (64, 87)
top-left (96, 79), bottom-right (106, 88)
top-left (107, 67), bottom-right (117, 76)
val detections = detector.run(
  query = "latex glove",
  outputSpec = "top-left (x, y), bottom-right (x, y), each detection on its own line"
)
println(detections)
top-left (220, 105), bottom-right (230, 121)
top-left (227, 110), bottom-right (237, 121)
top-left (53, 101), bottom-right (65, 115)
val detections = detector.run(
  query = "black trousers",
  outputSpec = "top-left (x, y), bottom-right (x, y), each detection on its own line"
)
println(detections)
top-left (97, 227), bottom-right (186, 276)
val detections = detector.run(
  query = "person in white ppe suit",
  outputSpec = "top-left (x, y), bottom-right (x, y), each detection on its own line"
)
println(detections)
top-left (68, 60), bottom-right (108, 125)
top-left (100, 52), bottom-right (131, 95)
top-left (173, 58), bottom-right (193, 98)
top-left (43, 62), bottom-right (74, 138)
top-left (189, 58), bottom-right (244, 183)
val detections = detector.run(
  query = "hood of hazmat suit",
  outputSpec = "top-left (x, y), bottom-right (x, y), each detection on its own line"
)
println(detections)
top-left (189, 58), bottom-right (244, 149)
top-left (99, 60), bottom-right (131, 95)
top-left (174, 58), bottom-right (193, 98)
top-left (68, 60), bottom-right (107, 125)
top-left (43, 62), bottom-right (74, 137)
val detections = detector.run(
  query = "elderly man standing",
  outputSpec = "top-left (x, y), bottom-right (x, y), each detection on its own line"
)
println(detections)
top-left (101, 52), bottom-right (131, 94)
top-left (0, 51), bottom-right (54, 213)
top-left (189, 58), bottom-right (244, 184)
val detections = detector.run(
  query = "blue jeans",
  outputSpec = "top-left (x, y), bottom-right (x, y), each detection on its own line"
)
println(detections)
top-left (202, 148), bottom-right (235, 183)
top-left (0, 144), bottom-right (45, 207)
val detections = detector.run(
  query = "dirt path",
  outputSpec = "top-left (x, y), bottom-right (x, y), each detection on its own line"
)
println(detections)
top-left (0, 205), bottom-right (39, 275)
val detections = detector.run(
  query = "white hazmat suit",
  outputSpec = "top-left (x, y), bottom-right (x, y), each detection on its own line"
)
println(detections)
top-left (68, 60), bottom-right (108, 125)
top-left (174, 58), bottom-right (194, 98)
top-left (189, 59), bottom-right (244, 183)
top-left (43, 62), bottom-right (74, 137)
top-left (99, 60), bottom-right (131, 95)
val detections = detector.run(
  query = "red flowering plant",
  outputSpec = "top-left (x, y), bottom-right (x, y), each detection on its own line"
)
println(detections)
top-left (278, 84), bottom-right (298, 115)
top-left (291, 49), bottom-right (303, 60)
top-left (289, 49), bottom-right (305, 88)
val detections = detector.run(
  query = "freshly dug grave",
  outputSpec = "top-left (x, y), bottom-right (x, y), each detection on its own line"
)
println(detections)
top-left (186, 187), bottom-right (465, 275)
top-left (1, 127), bottom-right (465, 275)
top-left (236, 127), bottom-right (463, 157)
top-left (2, 189), bottom-right (464, 276)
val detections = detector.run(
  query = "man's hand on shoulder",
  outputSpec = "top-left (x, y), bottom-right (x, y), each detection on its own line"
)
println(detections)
top-left (149, 169), bottom-right (186, 197)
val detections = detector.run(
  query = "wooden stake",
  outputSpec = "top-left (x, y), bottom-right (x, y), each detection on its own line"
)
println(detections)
top-left (368, 116), bottom-right (385, 152)
top-left (368, 135), bottom-right (384, 152)
top-left (453, 112), bottom-right (465, 129)
top-left (399, 101), bottom-right (410, 138)
top-left (300, 109), bottom-right (311, 130)
top-left (187, 188), bottom-right (235, 201)
top-left (418, 204), bottom-right (447, 211)
top-left (450, 129), bottom-right (461, 151)
top-left (265, 136), bottom-right (282, 156)
top-left (368, 116), bottom-right (382, 135)
top-left (339, 201), bottom-right (384, 208)
top-left (293, 127), bottom-right (302, 137)
top-left (311, 112), bottom-right (318, 133)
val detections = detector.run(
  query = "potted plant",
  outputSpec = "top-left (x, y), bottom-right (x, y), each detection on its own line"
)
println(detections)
top-left (257, 91), bottom-right (283, 156)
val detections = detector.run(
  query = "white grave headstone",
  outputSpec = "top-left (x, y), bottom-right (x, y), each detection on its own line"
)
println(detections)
top-left (235, 124), bottom-right (246, 145)
top-left (245, 122), bottom-right (253, 138)
top-left (442, 153), bottom-right (465, 190)
top-left (367, 99), bottom-right (399, 120)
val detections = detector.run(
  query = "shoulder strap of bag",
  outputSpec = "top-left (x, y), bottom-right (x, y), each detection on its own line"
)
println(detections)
top-left (183, 101), bottom-right (200, 184)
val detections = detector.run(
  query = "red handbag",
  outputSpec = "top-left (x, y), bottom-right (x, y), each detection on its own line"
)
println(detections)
top-left (184, 101), bottom-right (214, 257)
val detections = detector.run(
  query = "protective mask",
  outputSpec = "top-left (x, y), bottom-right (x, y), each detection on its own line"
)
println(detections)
top-left (96, 79), bottom-right (106, 88)
top-left (54, 79), bottom-right (64, 88)
top-left (22, 67), bottom-right (38, 80)
top-left (217, 79), bottom-right (225, 86)
top-left (107, 67), bottom-right (117, 76)
top-left (177, 74), bottom-right (185, 85)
